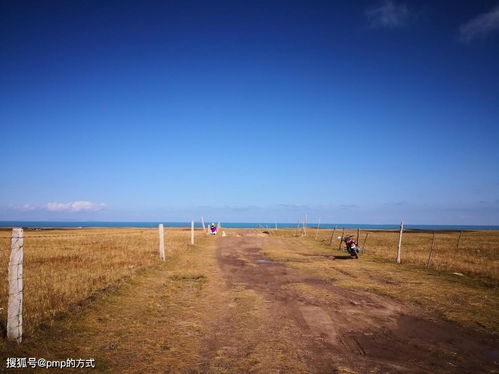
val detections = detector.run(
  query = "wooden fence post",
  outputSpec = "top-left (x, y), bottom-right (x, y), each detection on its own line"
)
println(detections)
top-left (158, 224), bottom-right (165, 261)
top-left (314, 219), bottom-right (320, 240)
top-left (426, 232), bottom-right (436, 268)
top-left (328, 226), bottom-right (337, 246)
top-left (191, 221), bottom-right (195, 245)
top-left (356, 228), bottom-right (360, 244)
top-left (7, 228), bottom-right (23, 343)
top-left (362, 232), bottom-right (369, 253)
top-left (396, 221), bottom-right (404, 264)
top-left (338, 228), bottom-right (344, 250)
top-left (302, 215), bottom-right (307, 237)
top-left (456, 231), bottom-right (463, 249)
top-left (201, 217), bottom-right (206, 233)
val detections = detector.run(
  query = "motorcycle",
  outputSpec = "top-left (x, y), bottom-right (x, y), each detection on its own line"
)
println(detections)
top-left (342, 236), bottom-right (360, 259)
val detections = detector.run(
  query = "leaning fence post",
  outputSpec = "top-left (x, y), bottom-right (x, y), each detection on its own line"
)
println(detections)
top-left (201, 217), bottom-right (206, 233)
top-left (363, 232), bottom-right (369, 252)
top-left (328, 226), bottom-right (337, 246)
top-left (191, 220), bottom-right (195, 245)
top-left (456, 231), bottom-right (463, 249)
top-left (338, 228), bottom-right (344, 250)
top-left (8, 227), bottom-right (23, 343)
top-left (356, 228), bottom-right (360, 244)
top-left (302, 215), bottom-right (307, 237)
top-left (314, 219), bottom-right (321, 240)
top-left (158, 224), bottom-right (165, 261)
top-left (396, 221), bottom-right (404, 264)
top-left (426, 232), bottom-right (436, 268)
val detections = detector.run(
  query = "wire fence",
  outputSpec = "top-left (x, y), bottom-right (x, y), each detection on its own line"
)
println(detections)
top-left (0, 227), bottom-right (198, 341)
top-left (275, 226), bottom-right (499, 282)
top-left (2, 225), bottom-right (498, 342)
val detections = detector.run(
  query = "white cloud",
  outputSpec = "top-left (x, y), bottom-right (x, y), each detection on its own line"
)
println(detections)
top-left (45, 201), bottom-right (106, 212)
top-left (365, 0), bottom-right (411, 28)
top-left (8, 201), bottom-right (105, 212)
top-left (9, 203), bottom-right (36, 211)
top-left (459, 4), bottom-right (499, 43)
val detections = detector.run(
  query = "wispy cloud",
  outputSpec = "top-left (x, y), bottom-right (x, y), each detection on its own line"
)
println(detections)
top-left (459, 4), bottom-right (499, 43)
top-left (9, 204), bottom-right (36, 212)
top-left (339, 204), bottom-right (359, 209)
top-left (365, 0), bottom-right (412, 28)
top-left (384, 201), bottom-right (409, 207)
top-left (276, 204), bottom-right (310, 211)
top-left (10, 201), bottom-right (106, 212)
top-left (478, 199), bottom-right (499, 206)
top-left (45, 201), bottom-right (106, 212)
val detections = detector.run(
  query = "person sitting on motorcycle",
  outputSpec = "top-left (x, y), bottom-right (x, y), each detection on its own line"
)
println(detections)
top-left (210, 223), bottom-right (217, 235)
top-left (343, 235), bottom-right (359, 259)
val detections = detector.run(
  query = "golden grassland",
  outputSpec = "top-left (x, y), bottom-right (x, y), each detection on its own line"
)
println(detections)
top-left (273, 227), bottom-right (499, 283)
top-left (0, 227), bottom-right (497, 372)
top-left (0, 227), bottom-right (197, 338)
top-left (0, 226), bottom-right (497, 345)
top-left (2, 236), bottom-right (307, 373)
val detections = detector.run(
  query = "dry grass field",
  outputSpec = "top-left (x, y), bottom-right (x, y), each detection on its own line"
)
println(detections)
top-left (0, 227), bottom-right (197, 338)
top-left (0, 226), bottom-right (497, 341)
top-left (0, 228), bottom-right (497, 372)
top-left (276, 227), bottom-right (499, 284)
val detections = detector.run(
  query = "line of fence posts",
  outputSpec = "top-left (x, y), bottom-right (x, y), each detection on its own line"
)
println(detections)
top-left (11, 222), bottom-right (464, 338)
top-left (7, 228), bottom-right (23, 343)
top-left (5, 221), bottom-right (210, 344)
top-left (311, 222), bottom-right (464, 266)
top-left (7, 222), bottom-right (466, 343)
top-left (306, 220), bottom-right (445, 265)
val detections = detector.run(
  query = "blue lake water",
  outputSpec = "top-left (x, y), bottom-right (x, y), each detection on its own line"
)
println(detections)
top-left (0, 221), bottom-right (498, 231)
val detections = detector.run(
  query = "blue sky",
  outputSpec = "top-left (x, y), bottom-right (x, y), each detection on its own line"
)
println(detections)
top-left (1, 0), bottom-right (498, 224)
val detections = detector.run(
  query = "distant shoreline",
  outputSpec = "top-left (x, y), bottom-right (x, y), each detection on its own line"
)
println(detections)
top-left (0, 221), bottom-right (498, 231)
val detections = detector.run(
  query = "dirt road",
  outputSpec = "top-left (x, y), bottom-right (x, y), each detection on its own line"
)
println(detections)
top-left (4, 232), bottom-right (497, 373)
top-left (205, 234), bottom-right (497, 373)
